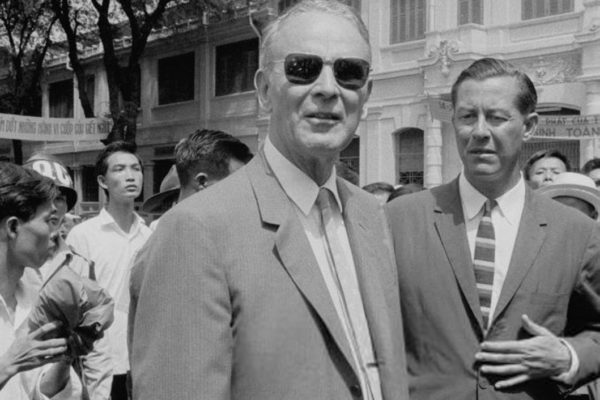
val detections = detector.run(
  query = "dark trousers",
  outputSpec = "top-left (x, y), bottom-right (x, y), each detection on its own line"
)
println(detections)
top-left (110, 373), bottom-right (131, 400)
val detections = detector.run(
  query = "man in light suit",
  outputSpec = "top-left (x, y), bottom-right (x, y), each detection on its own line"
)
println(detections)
top-left (386, 57), bottom-right (600, 400)
top-left (129, 1), bottom-right (408, 399)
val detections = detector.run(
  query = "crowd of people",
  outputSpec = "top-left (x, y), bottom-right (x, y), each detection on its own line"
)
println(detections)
top-left (3, 0), bottom-right (600, 399)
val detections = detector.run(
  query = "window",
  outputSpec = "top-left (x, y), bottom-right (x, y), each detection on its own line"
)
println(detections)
top-left (397, 128), bottom-right (424, 185)
top-left (49, 79), bottom-right (73, 118)
top-left (278, 0), bottom-right (360, 12)
top-left (391, 0), bottom-right (426, 44)
top-left (458, 0), bottom-right (482, 25)
top-left (82, 165), bottom-right (98, 202)
top-left (85, 75), bottom-right (95, 116)
top-left (522, 0), bottom-right (573, 20)
top-left (158, 52), bottom-right (195, 105)
top-left (340, 137), bottom-right (360, 174)
top-left (215, 39), bottom-right (259, 96)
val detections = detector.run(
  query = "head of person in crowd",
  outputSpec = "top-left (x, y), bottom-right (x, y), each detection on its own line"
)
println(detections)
top-left (387, 182), bottom-right (423, 203)
top-left (23, 153), bottom-right (78, 246)
top-left (255, 0), bottom-right (372, 184)
top-left (142, 129), bottom-right (253, 215)
top-left (175, 129), bottom-right (252, 199)
top-left (538, 172), bottom-right (600, 220)
top-left (451, 57), bottom-right (538, 199)
top-left (95, 140), bottom-right (143, 203)
top-left (0, 162), bottom-right (59, 269)
top-left (363, 181), bottom-right (395, 204)
top-left (523, 149), bottom-right (570, 189)
top-left (582, 157), bottom-right (600, 188)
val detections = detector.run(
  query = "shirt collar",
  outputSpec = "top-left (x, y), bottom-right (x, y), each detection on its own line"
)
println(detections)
top-left (264, 136), bottom-right (342, 216)
top-left (458, 172), bottom-right (525, 225)
top-left (98, 207), bottom-right (145, 234)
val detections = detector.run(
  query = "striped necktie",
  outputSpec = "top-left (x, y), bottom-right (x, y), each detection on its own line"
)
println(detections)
top-left (473, 199), bottom-right (496, 329)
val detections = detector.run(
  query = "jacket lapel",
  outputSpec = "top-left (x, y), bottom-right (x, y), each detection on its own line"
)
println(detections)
top-left (338, 180), bottom-right (393, 369)
top-left (433, 180), bottom-right (486, 332)
top-left (492, 188), bottom-right (546, 322)
top-left (245, 154), bottom-right (359, 377)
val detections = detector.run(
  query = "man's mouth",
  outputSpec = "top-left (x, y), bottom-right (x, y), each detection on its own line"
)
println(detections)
top-left (305, 112), bottom-right (341, 121)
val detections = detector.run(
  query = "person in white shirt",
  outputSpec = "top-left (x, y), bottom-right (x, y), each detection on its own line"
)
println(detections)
top-left (0, 162), bottom-right (80, 400)
top-left (386, 57), bottom-right (600, 400)
top-left (67, 141), bottom-right (151, 400)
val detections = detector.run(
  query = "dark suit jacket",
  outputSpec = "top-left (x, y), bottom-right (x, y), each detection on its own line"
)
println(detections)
top-left (385, 179), bottom-right (600, 400)
top-left (130, 153), bottom-right (409, 400)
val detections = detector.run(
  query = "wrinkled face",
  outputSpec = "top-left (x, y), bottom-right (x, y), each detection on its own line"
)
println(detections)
top-left (528, 157), bottom-right (567, 189)
top-left (99, 151), bottom-right (143, 202)
top-left (257, 11), bottom-right (372, 168)
top-left (453, 76), bottom-right (537, 190)
top-left (12, 201), bottom-right (56, 268)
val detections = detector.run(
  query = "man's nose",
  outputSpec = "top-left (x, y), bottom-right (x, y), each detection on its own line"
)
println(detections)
top-left (312, 65), bottom-right (338, 98)
top-left (543, 171), bottom-right (555, 181)
top-left (472, 115), bottom-right (491, 139)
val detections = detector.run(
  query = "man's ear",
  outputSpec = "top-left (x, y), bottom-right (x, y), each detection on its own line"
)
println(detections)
top-left (194, 172), bottom-right (209, 191)
top-left (522, 112), bottom-right (538, 142)
top-left (255, 69), bottom-right (272, 112)
top-left (4, 216), bottom-right (20, 240)
top-left (361, 80), bottom-right (373, 120)
top-left (97, 175), bottom-right (107, 190)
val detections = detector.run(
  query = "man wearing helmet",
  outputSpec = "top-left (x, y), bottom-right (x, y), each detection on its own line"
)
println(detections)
top-left (23, 153), bottom-right (112, 400)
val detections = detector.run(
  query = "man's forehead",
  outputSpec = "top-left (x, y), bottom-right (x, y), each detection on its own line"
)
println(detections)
top-left (107, 151), bottom-right (141, 167)
top-left (454, 76), bottom-right (520, 106)
top-left (270, 11), bottom-right (370, 60)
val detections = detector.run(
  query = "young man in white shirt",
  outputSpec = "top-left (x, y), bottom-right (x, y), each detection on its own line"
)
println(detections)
top-left (67, 141), bottom-right (151, 400)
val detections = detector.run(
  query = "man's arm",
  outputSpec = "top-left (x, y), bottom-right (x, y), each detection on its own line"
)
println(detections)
top-left (476, 224), bottom-right (600, 389)
top-left (130, 209), bottom-right (233, 400)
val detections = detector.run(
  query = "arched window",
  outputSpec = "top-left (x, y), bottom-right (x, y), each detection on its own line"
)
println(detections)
top-left (396, 128), bottom-right (424, 185)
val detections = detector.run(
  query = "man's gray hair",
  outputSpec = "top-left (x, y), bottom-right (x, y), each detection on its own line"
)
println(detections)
top-left (259, 0), bottom-right (371, 69)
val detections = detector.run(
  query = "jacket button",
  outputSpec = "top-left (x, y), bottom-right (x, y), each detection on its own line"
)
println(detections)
top-left (478, 378), bottom-right (489, 389)
top-left (350, 384), bottom-right (362, 398)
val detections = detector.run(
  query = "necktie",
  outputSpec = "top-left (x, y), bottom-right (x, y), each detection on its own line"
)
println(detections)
top-left (316, 188), bottom-right (380, 400)
top-left (473, 199), bottom-right (496, 329)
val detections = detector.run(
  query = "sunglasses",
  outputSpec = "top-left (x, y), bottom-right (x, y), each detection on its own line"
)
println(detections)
top-left (279, 53), bottom-right (371, 90)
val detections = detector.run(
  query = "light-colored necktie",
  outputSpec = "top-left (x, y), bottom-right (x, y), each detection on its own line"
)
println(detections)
top-left (473, 199), bottom-right (497, 329)
top-left (316, 187), bottom-right (381, 400)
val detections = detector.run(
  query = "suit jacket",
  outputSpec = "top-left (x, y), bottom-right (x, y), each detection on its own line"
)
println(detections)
top-left (130, 153), bottom-right (409, 400)
top-left (385, 179), bottom-right (600, 400)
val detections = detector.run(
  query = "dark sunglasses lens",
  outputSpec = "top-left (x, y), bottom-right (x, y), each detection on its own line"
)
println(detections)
top-left (334, 58), bottom-right (370, 89)
top-left (284, 55), bottom-right (323, 85)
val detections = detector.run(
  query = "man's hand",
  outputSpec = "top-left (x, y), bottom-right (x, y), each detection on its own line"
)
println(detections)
top-left (475, 314), bottom-right (572, 389)
top-left (0, 321), bottom-right (69, 388)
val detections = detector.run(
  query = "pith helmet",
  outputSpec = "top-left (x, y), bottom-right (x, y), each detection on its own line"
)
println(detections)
top-left (23, 153), bottom-right (77, 211)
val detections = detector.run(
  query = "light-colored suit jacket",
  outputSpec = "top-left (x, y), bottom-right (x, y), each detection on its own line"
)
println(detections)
top-left (130, 153), bottom-right (409, 400)
top-left (385, 179), bottom-right (600, 400)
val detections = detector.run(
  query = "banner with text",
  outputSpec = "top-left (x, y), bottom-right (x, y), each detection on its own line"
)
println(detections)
top-left (428, 97), bottom-right (600, 140)
top-left (0, 113), bottom-right (110, 142)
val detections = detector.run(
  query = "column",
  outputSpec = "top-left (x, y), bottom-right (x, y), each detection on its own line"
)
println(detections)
top-left (424, 117), bottom-right (443, 188)
top-left (72, 165), bottom-right (83, 214)
top-left (584, 81), bottom-right (600, 162)
top-left (143, 161), bottom-right (155, 201)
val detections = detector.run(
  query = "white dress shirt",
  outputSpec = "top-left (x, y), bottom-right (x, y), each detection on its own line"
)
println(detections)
top-left (67, 208), bottom-right (152, 375)
top-left (458, 172), bottom-right (578, 381)
top-left (0, 268), bottom-right (81, 400)
top-left (264, 138), bottom-right (382, 400)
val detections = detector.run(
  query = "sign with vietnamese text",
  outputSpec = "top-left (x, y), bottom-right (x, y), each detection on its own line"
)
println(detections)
top-left (0, 113), bottom-right (110, 142)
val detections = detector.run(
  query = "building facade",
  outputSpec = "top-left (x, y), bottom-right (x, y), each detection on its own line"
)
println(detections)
top-left (29, 0), bottom-right (600, 212)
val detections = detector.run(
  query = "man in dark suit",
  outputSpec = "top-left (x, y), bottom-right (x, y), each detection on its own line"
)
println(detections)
top-left (129, 1), bottom-right (408, 399)
top-left (386, 57), bottom-right (600, 400)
